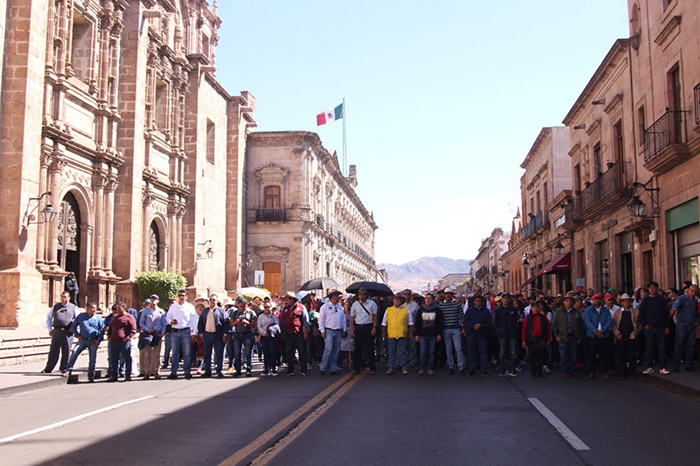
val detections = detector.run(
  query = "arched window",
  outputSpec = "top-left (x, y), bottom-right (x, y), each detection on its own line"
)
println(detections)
top-left (264, 185), bottom-right (281, 209)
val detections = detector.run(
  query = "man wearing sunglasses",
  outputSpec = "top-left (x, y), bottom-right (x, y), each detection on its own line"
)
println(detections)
top-left (166, 289), bottom-right (198, 379)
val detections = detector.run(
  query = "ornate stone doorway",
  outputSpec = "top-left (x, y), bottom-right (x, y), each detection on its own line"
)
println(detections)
top-left (57, 192), bottom-right (81, 295)
top-left (149, 221), bottom-right (162, 270)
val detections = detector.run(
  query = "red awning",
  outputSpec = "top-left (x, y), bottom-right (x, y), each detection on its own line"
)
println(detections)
top-left (518, 274), bottom-right (538, 290)
top-left (538, 254), bottom-right (571, 275)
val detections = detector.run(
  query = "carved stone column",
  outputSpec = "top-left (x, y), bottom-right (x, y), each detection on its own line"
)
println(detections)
top-left (91, 173), bottom-right (105, 274)
top-left (176, 205), bottom-right (185, 270)
top-left (168, 203), bottom-right (177, 271)
top-left (103, 176), bottom-right (117, 273)
top-left (46, 156), bottom-right (66, 268)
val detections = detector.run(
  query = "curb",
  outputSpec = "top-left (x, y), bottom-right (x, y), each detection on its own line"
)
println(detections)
top-left (0, 376), bottom-right (67, 399)
top-left (638, 373), bottom-right (700, 402)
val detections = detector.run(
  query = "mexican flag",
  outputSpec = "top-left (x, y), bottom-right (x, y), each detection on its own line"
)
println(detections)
top-left (316, 103), bottom-right (344, 126)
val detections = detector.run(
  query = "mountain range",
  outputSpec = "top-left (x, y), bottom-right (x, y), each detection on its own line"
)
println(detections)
top-left (377, 256), bottom-right (472, 291)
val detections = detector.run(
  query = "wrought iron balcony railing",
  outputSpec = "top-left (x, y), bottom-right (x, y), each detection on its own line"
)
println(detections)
top-left (256, 208), bottom-right (287, 222)
top-left (643, 109), bottom-right (689, 163)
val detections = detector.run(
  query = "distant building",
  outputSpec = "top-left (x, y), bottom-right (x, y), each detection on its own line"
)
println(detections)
top-left (243, 131), bottom-right (379, 296)
top-left (471, 228), bottom-right (510, 293)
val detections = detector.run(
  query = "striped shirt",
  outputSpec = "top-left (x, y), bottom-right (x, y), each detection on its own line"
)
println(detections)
top-left (439, 300), bottom-right (464, 329)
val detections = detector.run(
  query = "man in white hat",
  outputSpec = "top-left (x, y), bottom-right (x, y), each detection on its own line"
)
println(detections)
top-left (612, 293), bottom-right (641, 378)
top-left (319, 289), bottom-right (346, 375)
top-left (280, 292), bottom-right (309, 376)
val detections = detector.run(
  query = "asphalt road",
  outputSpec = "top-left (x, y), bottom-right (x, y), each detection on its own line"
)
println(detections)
top-left (1, 362), bottom-right (699, 466)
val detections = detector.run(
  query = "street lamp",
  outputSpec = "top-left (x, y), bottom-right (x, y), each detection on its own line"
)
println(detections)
top-left (196, 240), bottom-right (214, 259)
top-left (554, 241), bottom-right (565, 256)
top-left (522, 255), bottom-right (530, 270)
top-left (23, 191), bottom-right (57, 226)
top-left (628, 195), bottom-right (646, 218)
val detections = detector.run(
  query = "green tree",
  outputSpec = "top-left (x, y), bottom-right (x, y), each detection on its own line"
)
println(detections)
top-left (135, 270), bottom-right (187, 303)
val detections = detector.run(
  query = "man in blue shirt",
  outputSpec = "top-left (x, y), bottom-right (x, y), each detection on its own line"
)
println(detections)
top-left (671, 284), bottom-right (698, 372)
top-left (584, 293), bottom-right (613, 379)
top-left (139, 297), bottom-right (166, 379)
top-left (66, 303), bottom-right (104, 382)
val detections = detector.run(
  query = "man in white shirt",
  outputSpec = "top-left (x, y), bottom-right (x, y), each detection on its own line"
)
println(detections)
top-left (404, 289), bottom-right (419, 370)
top-left (350, 287), bottom-right (378, 375)
top-left (319, 289), bottom-right (347, 375)
top-left (165, 289), bottom-right (198, 379)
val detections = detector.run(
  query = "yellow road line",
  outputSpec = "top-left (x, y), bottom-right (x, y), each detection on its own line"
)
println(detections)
top-left (250, 372), bottom-right (366, 465)
top-left (219, 373), bottom-right (355, 466)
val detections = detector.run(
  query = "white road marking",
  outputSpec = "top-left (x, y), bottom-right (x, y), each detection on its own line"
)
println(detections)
top-left (0, 395), bottom-right (155, 445)
top-left (527, 397), bottom-right (590, 451)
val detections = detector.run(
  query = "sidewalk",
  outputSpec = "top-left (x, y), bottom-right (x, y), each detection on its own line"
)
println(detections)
top-left (639, 369), bottom-right (700, 402)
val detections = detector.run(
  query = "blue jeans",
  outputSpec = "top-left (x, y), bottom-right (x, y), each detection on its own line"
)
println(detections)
top-left (109, 341), bottom-right (132, 378)
top-left (467, 334), bottom-right (488, 373)
top-left (558, 337), bottom-right (578, 375)
top-left (673, 323), bottom-right (696, 370)
top-left (443, 328), bottom-right (465, 370)
top-left (387, 337), bottom-right (408, 371)
top-left (644, 327), bottom-right (666, 369)
top-left (261, 336), bottom-right (278, 372)
top-left (107, 341), bottom-right (126, 375)
top-left (408, 336), bottom-right (418, 367)
top-left (320, 329), bottom-right (342, 372)
top-left (67, 339), bottom-right (99, 379)
top-left (203, 333), bottom-right (225, 374)
top-left (162, 333), bottom-right (172, 367)
top-left (498, 336), bottom-right (518, 374)
top-left (234, 332), bottom-right (254, 373)
top-left (418, 336), bottom-right (436, 371)
top-left (170, 330), bottom-right (192, 376)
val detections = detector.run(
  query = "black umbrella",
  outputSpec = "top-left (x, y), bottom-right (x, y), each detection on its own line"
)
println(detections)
top-left (299, 277), bottom-right (342, 291)
top-left (345, 281), bottom-right (394, 297)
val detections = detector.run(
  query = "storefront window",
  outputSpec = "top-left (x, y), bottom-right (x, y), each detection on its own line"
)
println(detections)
top-left (676, 223), bottom-right (700, 286)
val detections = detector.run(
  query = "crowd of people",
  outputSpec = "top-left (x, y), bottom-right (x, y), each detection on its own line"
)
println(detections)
top-left (41, 281), bottom-right (699, 382)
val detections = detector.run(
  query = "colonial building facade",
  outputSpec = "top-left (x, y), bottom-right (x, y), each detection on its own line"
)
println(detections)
top-left (470, 228), bottom-right (510, 293)
top-left (244, 131), bottom-right (379, 296)
top-left (0, 1), bottom-right (256, 327)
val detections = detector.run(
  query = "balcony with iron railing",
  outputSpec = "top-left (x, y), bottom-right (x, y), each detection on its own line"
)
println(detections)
top-left (522, 211), bottom-right (546, 239)
top-left (643, 109), bottom-right (692, 174)
top-left (577, 163), bottom-right (632, 220)
top-left (256, 208), bottom-right (287, 222)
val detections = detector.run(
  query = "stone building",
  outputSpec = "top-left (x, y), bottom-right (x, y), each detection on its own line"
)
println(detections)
top-left (0, 0), bottom-right (255, 327)
top-left (244, 131), bottom-right (379, 296)
top-left (628, 0), bottom-right (700, 288)
top-left (470, 228), bottom-right (510, 293)
top-left (499, 127), bottom-right (572, 295)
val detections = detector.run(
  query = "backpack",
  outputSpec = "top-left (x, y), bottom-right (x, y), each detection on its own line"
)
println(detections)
top-left (52, 304), bottom-right (75, 328)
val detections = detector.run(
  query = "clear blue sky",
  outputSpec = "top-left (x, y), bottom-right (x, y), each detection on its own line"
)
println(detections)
top-left (215, 0), bottom-right (630, 265)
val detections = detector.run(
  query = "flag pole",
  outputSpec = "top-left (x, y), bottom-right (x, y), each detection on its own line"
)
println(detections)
top-left (342, 97), bottom-right (347, 176)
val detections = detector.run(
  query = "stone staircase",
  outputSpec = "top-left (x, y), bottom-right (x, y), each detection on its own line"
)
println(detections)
top-left (0, 333), bottom-right (54, 366)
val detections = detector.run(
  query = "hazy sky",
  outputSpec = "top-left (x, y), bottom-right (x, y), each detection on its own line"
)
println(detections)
top-left (215, 1), bottom-right (630, 265)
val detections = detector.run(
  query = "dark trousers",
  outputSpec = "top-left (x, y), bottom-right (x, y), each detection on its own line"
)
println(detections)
top-left (467, 334), bottom-right (488, 374)
top-left (44, 328), bottom-right (72, 372)
top-left (352, 324), bottom-right (376, 371)
top-left (261, 336), bottom-right (278, 372)
top-left (558, 337), bottom-right (578, 375)
top-left (527, 337), bottom-right (547, 376)
top-left (109, 341), bottom-right (132, 378)
top-left (616, 335), bottom-right (637, 376)
top-left (673, 323), bottom-right (696, 370)
top-left (644, 327), bottom-right (667, 369)
top-left (203, 333), bottom-right (225, 374)
top-left (233, 332), bottom-right (254, 373)
top-left (586, 336), bottom-right (610, 375)
top-left (284, 333), bottom-right (307, 374)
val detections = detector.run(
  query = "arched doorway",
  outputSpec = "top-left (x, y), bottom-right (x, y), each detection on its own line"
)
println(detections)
top-left (57, 192), bottom-right (81, 288)
top-left (148, 220), bottom-right (161, 270)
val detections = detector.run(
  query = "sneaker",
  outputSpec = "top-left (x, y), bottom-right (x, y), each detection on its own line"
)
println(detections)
top-left (246, 370), bottom-right (252, 377)
top-left (542, 365), bottom-right (551, 374)
top-left (418, 370), bottom-right (425, 376)
top-left (508, 371), bottom-right (519, 377)
top-left (261, 371), bottom-right (269, 377)
top-left (659, 368), bottom-right (670, 375)
top-left (515, 364), bottom-right (523, 372)
top-left (499, 372), bottom-right (506, 377)
top-left (227, 367), bottom-right (235, 374)
top-left (301, 371), bottom-right (308, 376)
top-left (642, 367), bottom-right (654, 375)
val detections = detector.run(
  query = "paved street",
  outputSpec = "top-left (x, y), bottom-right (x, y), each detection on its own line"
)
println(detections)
top-left (1, 360), bottom-right (699, 466)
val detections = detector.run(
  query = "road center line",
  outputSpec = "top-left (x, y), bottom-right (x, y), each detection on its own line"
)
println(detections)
top-left (0, 395), bottom-right (155, 446)
top-left (250, 372), bottom-right (366, 466)
top-left (527, 397), bottom-right (590, 451)
top-left (219, 373), bottom-right (354, 466)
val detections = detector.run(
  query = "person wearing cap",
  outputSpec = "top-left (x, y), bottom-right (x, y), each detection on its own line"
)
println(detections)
top-left (414, 293), bottom-right (443, 375)
top-left (198, 294), bottom-right (228, 378)
top-left (440, 287), bottom-right (466, 375)
top-left (318, 289), bottom-right (347, 375)
top-left (138, 297), bottom-right (166, 380)
top-left (552, 293), bottom-right (583, 378)
top-left (522, 301), bottom-right (550, 377)
top-left (671, 284), bottom-right (698, 372)
top-left (639, 281), bottom-right (671, 375)
top-left (280, 292), bottom-right (310, 376)
top-left (584, 292), bottom-right (613, 379)
top-left (230, 297), bottom-right (257, 377)
top-left (350, 287), bottom-right (378, 375)
top-left (612, 293), bottom-right (641, 378)
top-left (494, 293), bottom-right (519, 377)
top-left (382, 292), bottom-right (413, 375)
